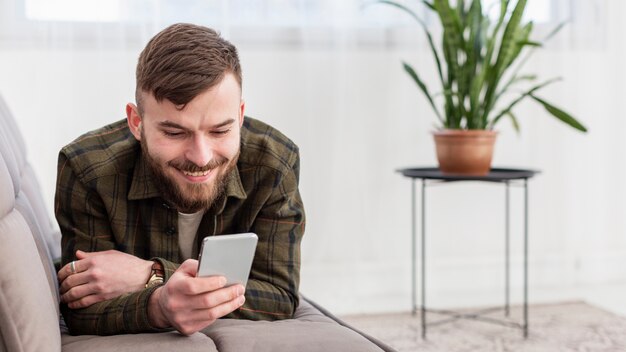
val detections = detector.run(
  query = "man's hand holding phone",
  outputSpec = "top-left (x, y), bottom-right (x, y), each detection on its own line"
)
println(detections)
top-left (147, 259), bottom-right (246, 335)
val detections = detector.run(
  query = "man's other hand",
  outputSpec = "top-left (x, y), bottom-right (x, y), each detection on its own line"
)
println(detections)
top-left (147, 259), bottom-right (246, 335)
top-left (58, 250), bottom-right (153, 308)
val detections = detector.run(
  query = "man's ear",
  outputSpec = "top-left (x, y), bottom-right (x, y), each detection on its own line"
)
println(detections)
top-left (238, 99), bottom-right (246, 127)
top-left (126, 103), bottom-right (142, 141)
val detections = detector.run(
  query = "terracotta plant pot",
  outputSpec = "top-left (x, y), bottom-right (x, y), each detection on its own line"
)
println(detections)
top-left (433, 130), bottom-right (497, 176)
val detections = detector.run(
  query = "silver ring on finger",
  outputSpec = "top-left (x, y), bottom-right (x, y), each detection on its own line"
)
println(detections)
top-left (70, 260), bottom-right (76, 274)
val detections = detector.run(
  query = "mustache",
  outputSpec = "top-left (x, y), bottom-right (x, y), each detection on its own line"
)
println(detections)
top-left (167, 157), bottom-right (228, 173)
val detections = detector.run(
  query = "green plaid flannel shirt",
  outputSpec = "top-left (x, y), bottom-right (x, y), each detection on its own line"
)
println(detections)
top-left (55, 117), bottom-right (305, 335)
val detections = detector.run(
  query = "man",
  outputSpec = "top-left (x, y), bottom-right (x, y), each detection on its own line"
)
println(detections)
top-left (55, 23), bottom-right (305, 336)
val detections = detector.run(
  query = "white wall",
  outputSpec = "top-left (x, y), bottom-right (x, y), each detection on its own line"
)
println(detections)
top-left (1, 17), bottom-right (625, 315)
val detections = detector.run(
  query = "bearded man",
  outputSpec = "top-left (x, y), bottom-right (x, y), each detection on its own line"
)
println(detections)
top-left (55, 23), bottom-right (305, 336)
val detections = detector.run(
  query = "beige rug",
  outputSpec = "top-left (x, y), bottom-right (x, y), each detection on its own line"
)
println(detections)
top-left (341, 302), bottom-right (626, 352)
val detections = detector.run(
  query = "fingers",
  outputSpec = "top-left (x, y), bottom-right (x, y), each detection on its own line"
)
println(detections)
top-left (57, 263), bottom-right (71, 283)
top-left (58, 250), bottom-right (91, 282)
top-left (59, 271), bottom-right (91, 295)
top-left (67, 294), bottom-right (103, 309)
top-left (62, 283), bottom-right (111, 309)
top-left (181, 276), bottom-right (228, 296)
top-left (177, 259), bottom-right (200, 277)
top-left (184, 284), bottom-right (244, 310)
top-left (61, 282), bottom-right (87, 303)
top-left (201, 292), bottom-right (246, 319)
top-left (171, 260), bottom-right (228, 295)
top-left (75, 250), bottom-right (92, 259)
top-left (57, 259), bottom-right (84, 283)
top-left (155, 266), bottom-right (246, 335)
top-left (164, 286), bottom-right (246, 335)
top-left (181, 294), bottom-right (246, 325)
top-left (65, 290), bottom-right (118, 309)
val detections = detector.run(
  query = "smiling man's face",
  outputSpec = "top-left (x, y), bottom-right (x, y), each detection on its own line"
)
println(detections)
top-left (127, 73), bottom-right (244, 213)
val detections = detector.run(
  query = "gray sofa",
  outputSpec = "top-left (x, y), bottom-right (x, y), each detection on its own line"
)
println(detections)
top-left (0, 94), bottom-right (395, 352)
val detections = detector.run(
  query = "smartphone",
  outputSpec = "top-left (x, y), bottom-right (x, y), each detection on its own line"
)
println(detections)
top-left (196, 232), bottom-right (258, 287)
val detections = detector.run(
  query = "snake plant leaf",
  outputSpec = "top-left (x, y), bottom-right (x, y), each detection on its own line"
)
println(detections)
top-left (490, 77), bottom-right (561, 127)
top-left (545, 21), bottom-right (567, 41)
top-left (506, 111), bottom-right (521, 134)
top-left (376, 0), bottom-right (584, 135)
top-left (505, 21), bottom-right (565, 91)
top-left (501, 22), bottom-right (537, 74)
top-left (515, 74), bottom-right (537, 81)
top-left (482, 0), bottom-right (527, 125)
top-left (423, 1), bottom-right (435, 11)
top-left (503, 22), bottom-right (534, 71)
top-left (529, 94), bottom-right (588, 132)
top-left (470, 0), bottom-right (509, 128)
top-left (434, 0), bottom-right (466, 126)
top-left (501, 20), bottom-right (563, 80)
top-left (518, 40), bottom-right (542, 47)
top-left (465, 0), bottom-right (483, 121)
top-left (494, 74), bottom-right (537, 104)
top-left (369, 0), bottom-right (445, 85)
top-left (403, 62), bottom-right (444, 124)
top-left (489, 21), bottom-right (536, 125)
top-left (457, 0), bottom-right (466, 24)
top-left (466, 0), bottom-right (483, 67)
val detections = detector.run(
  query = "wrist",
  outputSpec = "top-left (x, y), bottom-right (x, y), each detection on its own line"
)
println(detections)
top-left (147, 287), bottom-right (169, 329)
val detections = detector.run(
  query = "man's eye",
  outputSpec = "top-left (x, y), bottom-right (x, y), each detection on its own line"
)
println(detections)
top-left (211, 129), bottom-right (230, 136)
top-left (163, 131), bottom-right (184, 137)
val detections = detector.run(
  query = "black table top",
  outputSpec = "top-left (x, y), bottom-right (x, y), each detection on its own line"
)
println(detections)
top-left (397, 167), bottom-right (539, 181)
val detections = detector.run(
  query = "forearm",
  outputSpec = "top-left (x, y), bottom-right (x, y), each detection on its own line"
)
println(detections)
top-left (62, 286), bottom-right (170, 335)
top-left (147, 286), bottom-right (169, 329)
top-left (226, 279), bottom-right (298, 320)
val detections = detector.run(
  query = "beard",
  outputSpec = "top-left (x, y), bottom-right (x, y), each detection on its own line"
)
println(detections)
top-left (141, 131), bottom-right (239, 213)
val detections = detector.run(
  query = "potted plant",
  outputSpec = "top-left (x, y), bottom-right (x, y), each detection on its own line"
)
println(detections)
top-left (374, 0), bottom-right (587, 175)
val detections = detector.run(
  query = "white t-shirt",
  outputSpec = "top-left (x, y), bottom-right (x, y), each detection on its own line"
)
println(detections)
top-left (177, 211), bottom-right (203, 260)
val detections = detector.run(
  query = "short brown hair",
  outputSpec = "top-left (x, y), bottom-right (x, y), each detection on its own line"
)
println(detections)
top-left (135, 23), bottom-right (242, 113)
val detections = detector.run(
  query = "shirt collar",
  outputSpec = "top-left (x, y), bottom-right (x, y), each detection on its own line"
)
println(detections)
top-left (127, 151), bottom-right (247, 211)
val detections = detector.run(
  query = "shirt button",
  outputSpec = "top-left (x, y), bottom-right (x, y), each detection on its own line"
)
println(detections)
top-left (165, 227), bottom-right (176, 236)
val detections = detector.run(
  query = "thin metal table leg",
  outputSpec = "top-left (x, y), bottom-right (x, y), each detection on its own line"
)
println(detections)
top-left (421, 179), bottom-right (426, 339)
top-left (505, 181), bottom-right (510, 317)
top-left (523, 178), bottom-right (529, 338)
top-left (411, 179), bottom-right (417, 316)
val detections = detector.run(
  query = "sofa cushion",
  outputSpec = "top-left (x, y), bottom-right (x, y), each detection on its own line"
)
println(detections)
top-left (201, 299), bottom-right (384, 352)
top-left (61, 331), bottom-right (217, 352)
top-left (15, 193), bottom-right (60, 307)
top-left (0, 208), bottom-right (61, 352)
top-left (21, 163), bottom-right (61, 259)
top-left (59, 297), bottom-right (387, 352)
top-left (1, 152), bottom-right (61, 352)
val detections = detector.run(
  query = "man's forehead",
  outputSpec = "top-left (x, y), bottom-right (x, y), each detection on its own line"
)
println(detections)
top-left (137, 73), bottom-right (242, 107)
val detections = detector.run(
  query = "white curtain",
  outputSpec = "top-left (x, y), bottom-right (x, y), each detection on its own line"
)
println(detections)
top-left (0, 0), bottom-right (623, 314)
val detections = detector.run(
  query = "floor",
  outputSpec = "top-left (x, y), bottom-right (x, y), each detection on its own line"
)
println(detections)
top-left (579, 282), bottom-right (626, 317)
top-left (342, 301), bottom-right (626, 352)
top-left (338, 283), bottom-right (626, 351)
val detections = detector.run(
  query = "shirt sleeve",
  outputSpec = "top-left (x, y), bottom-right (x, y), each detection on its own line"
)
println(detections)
top-left (55, 152), bottom-right (171, 335)
top-left (227, 149), bottom-right (305, 320)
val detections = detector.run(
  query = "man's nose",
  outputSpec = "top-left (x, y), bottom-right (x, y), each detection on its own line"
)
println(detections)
top-left (185, 135), bottom-right (213, 167)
